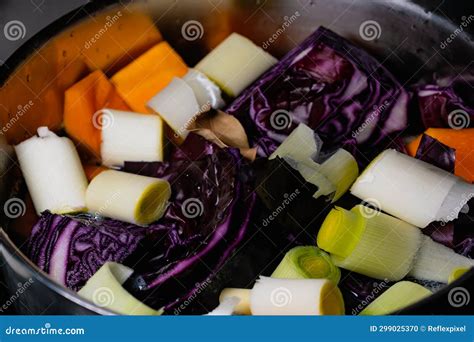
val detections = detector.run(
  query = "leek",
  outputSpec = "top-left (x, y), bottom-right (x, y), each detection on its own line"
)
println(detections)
top-left (219, 289), bottom-right (251, 315)
top-left (359, 281), bottom-right (431, 315)
top-left (318, 149), bottom-right (359, 201)
top-left (147, 77), bottom-right (200, 140)
top-left (448, 267), bottom-right (470, 283)
top-left (351, 149), bottom-right (474, 228)
top-left (195, 33), bottom-right (277, 97)
top-left (206, 297), bottom-right (240, 316)
top-left (269, 123), bottom-right (321, 162)
top-left (317, 205), bottom-right (423, 281)
top-left (409, 236), bottom-right (474, 283)
top-left (182, 69), bottom-right (225, 110)
top-left (14, 127), bottom-right (88, 215)
top-left (271, 246), bottom-right (341, 284)
top-left (100, 109), bottom-right (164, 167)
top-left (78, 262), bottom-right (160, 315)
top-left (86, 170), bottom-right (171, 225)
top-left (289, 158), bottom-right (336, 199)
top-left (250, 277), bottom-right (344, 315)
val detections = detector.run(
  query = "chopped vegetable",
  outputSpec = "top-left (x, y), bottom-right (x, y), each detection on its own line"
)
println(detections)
top-left (14, 127), bottom-right (88, 215)
top-left (250, 277), bottom-right (344, 315)
top-left (206, 297), bottom-right (240, 316)
top-left (83, 164), bottom-right (108, 182)
top-left (269, 123), bottom-right (321, 161)
top-left (219, 288), bottom-right (251, 315)
top-left (78, 262), bottom-right (160, 315)
top-left (196, 33), bottom-right (277, 97)
top-left (318, 149), bottom-right (359, 201)
top-left (448, 267), bottom-right (470, 283)
top-left (147, 78), bottom-right (200, 140)
top-left (182, 69), bottom-right (225, 110)
top-left (408, 235), bottom-right (474, 283)
top-left (317, 205), bottom-right (423, 281)
top-left (27, 211), bottom-right (147, 290)
top-left (100, 109), bottom-right (164, 167)
top-left (271, 246), bottom-right (340, 284)
top-left (86, 170), bottom-right (170, 225)
top-left (412, 72), bottom-right (473, 129)
top-left (111, 42), bottom-right (188, 113)
top-left (351, 149), bottom-right (474, 228)
top-left (122, 135), bottom-right (257, 313)
top-left (226, 27), bottom-right (408, 158)
top-left (289, 158), bottom-right (336, 199)
top-left (407, 128), bottom-right (474, 182)
top-left (64, 70), bottom-right (130, 157)
top-left (410, 134), bottom-right (456, 173)
top-left (359, 281), bottom-right (431, 315)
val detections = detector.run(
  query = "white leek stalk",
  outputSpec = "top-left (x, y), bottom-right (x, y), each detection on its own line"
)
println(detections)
top-left (290, 158), bottom-right (336, 199)
top-left (317, 205), bottom-right (423, 281)
top-left (100, 109), bottom-right (164, 167)
top-left (14, 127), bottom-right (88, 215)
top-left (269, 123), bottom-right (321, 162)
top-left (359, 281), bottom-right (431, 315)
top-left (219, 288), bottom-right (251, 315)
top-left (271, 246), bottom-right (341, 284)
top-left (195, 33), bottom-right (277, 97)
top-left (351, 149), bottom-right (474, 228)
top-left (148, 78), bottom-right (200, 140)
top-left (182, 69), bottom-right (225, 110)
top-left (86, 170), bottom-right (171, 225)
top-left (409, 236), bottom-right (474, 283)
top-left (206, 297), bottom-right (241, 316)
top-left (78, 262), bottom-right (160, 315)
top-left (250, 277), bottom-right (344, 315)
top-left (318, 149), bottom-right (359, 201)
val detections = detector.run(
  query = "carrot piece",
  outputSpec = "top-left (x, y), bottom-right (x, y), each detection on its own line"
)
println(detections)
top-left (406, 128), bottom-right (474, 183)
top-left (83, 164), bottom-right (108, 182)
top-left (64, 70), bottom-right (130, 158)
top-left (111, 42), bottom-right (188, 114)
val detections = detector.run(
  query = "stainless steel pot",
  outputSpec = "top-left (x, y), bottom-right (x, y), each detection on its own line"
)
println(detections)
top-left (0, 0), bottom-right (473, 315)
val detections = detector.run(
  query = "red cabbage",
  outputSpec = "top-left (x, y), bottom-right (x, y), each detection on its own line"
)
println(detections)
top-left (27, 211), bottom-right (147, 291)
top-left (413, 72), bottom-right (474, 129)
top-left (414, 134), bottom-right (456, 173)
top-left (226, 26), bottom-right (409, 159)
top-left (122, 134), bottom-right (256, 312)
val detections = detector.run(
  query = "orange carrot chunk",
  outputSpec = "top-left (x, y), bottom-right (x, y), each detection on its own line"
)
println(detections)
top-left (406, 128), bottom-right (474, 183)
top-left (111, 42), bottom-right (188, 114)
top-left (64, 70), bottom-right (130, 158)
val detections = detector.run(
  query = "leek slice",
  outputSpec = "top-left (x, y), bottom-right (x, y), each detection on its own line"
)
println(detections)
top-left (359, 281), bottom-right (431, 315)
top-left (271, 246), bottom-right (341, 284)
top-left (86, 170), bottom-right (171, 225)
top-left (351, 149), bottom-right (474, 228)
top-left (289, 158), bottom-right (336, 199)
top-left (448, 267), bottom-right (470, 283)
top-left (318, 149), bottom-right (359, 201)
top-left (195, 33), bottom-right (277, 97)
top-left (408, 235), bottom-right (474, 283)
top-left (14, 127), bottom-right (88, 215)
top-left (147, 77), bottom-right (200, 139)
top-left (269, 123), bottom-right (321, 162)
top-left (250, 277), bottom-right (344, 315)
top-left (182, 69), bottom-right (225, 110)
top-left (219, 288), bottom-right (251, 315)
top-left (318, 205), bottom-right (423, 281)
top-left (100, 109), bottom-right (164, 167)
top-left (206, 297), bottom-right (241, 316)
top-left (78, 262), bottom-right (160, 315)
